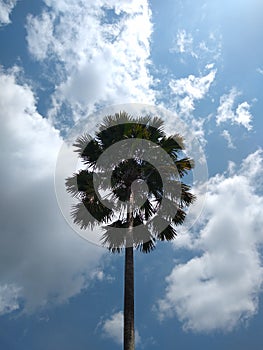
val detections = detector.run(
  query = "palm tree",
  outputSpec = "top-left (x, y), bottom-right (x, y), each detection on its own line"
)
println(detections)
top-left (65, 111), bottom-right (195, 350)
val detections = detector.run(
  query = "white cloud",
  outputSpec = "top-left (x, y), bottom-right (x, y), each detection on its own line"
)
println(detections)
top-left (240, 149), bottom-right (263, 190)
top-left (170, 29), bottom-right (222, 62)
top-left (102, 311), bottom-right (123, 345)
top-left (166, 67), bottom-right (216, 148)
top-left (0, 284), bottom-right (21, 315)
top-left (198, 32), bottom-right (222, 61)
top-left (205, 63), bottom-right (215, 70)
top-left (91, 269), bottom-right (114, 282)
top-left (59, 59), bottom-right (110, 106)
top-left (221, 129), bottom-right (235, 149)
top-left (190, 117), bottom-right (207, 147)
top-left (216, 88), bottom-right (253, 130)
top-left (170, 29), bottom-right (195, 56)
top-left (26, 1), bottom-right (155, 125)
top-left (169, 68), bottom-right (216, 116)
top-left (26, 11), bottom-right (55, 61)
top-left (0, 68), bottom-right (104, 314)
top-left (102, 311), bottom-right (141, 345)
top-left (157, 149), bottom-right (263, 332)
top-left (170, 70), bottom-right (216, 100)
top-left (0, 0), bottom-right (17, 25)
top-left (235, 102), bottom-right (253, 130)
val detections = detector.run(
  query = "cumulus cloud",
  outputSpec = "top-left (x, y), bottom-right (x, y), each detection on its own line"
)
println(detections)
top-left (157, 149), bottom-right (263, 332)
top-left (26, 0), bottom-right (155, 126)
top-left (0, 68), bottom-right (104, 314)
top-left (216, 88), bottom-right (253, 130)
top-left (101, 311), bottom-right (141, 345)
top-left (169, 68), bottom-right (216, 116)
top-left (0, 0), bottom-right (17, 25)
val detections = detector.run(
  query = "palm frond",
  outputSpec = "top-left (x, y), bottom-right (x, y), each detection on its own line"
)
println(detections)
top-left (175, 157), bottom-right (195, 177)
top-left (71, 202), bottom-right (97, 230)
top-left (71, 195), bottom-right (113, 230)
top-left (73, 133), bottom-right (102, 166)
top-left (65, 174), bottom-right (80, 198)
top-left (159, 134), bottom-right (184, 159)
top-left (180, 183), bottom-right (196, 207)
top-left (132, 218), bottom-right (156, 253)
top-left (136, 237), bottom-right (156, 253)
top-left (99, 111), bottom-right (133, 131)
top-left (101, 220), bottom-right (128, 253)
top-left (157, 224), bottom-right (177, 241)
top-left (172, 208), bottom-right (187, 225)
top-left (140, 199), bottom-right (156, 220)
top-left (148, 116), bottom-right (165, 131)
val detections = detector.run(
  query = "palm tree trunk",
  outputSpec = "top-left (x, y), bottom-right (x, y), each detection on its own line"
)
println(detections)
top-left (124, 191), bottom-right (135, 350)
top-left (124, 246), bottom-right (134, 350)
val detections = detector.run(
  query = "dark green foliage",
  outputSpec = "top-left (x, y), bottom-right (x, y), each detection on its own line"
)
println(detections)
top-left (66, 111), bottom-right (196, 253)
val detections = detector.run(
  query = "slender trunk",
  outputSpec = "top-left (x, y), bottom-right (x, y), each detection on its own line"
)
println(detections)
top-left (124, 246), bottom-right (134, 350)
top-left (124, 191), bottom-right (135, 350)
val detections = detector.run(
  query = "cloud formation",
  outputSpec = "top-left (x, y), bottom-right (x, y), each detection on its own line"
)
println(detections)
top-left (216, 88), bottom-right (253, 130)
top-left (0, 284), bottom-right (21, 315)
top-left (0, 67), bottom-right (104, 314)
top-left (169, 67), bottom-right (216, 117)
top-left (157, 149), bottom-right (263, 332)
top-left (170, 29), bottom-right (222, 63)
top-left (221, 129), bottom-right (235, 149)
top-left (0, 0), bottom-right (17, 25)
top-left (102, 311), bottom-right (141, 345)
top-left (170, 29), bottom-right (195, 56)
top-left (26, 0), bottom-right (155, 126)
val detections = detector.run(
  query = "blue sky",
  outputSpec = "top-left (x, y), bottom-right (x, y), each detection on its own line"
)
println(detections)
top-left (0, 0), bottom-right (263, 349)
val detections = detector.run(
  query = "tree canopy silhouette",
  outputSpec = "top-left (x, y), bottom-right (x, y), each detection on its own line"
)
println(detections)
top-left (66, 111), bottom-right (196, 350)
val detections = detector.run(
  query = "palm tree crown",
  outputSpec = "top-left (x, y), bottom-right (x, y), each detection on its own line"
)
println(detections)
top-left (66, 111), bottom-right (195, 252)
